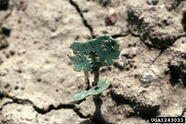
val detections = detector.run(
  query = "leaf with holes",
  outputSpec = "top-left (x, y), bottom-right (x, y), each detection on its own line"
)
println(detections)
top-left (69, 35), bottom-right (120, 103)
top-left (88, 80), bottom-right (109, 96)
top-left (69, 35), bottom-right (120, 72)
top-left (71, 80), bottom-right (109, 102)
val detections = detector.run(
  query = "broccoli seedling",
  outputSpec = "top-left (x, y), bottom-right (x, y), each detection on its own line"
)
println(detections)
top-left (69, 35), bottom-right (120, 102)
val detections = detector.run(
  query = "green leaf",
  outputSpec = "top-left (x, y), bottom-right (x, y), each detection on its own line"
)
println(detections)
top-left (71, 90), bottom-right (89, 102)
top-left (71, 80), bottom-right (109, 102)
top-left (69, 42), bottom-right (91, 72)
top-left (88, 80), bottom-right (109, 96)
top-left (70, 55), bottom-right (90, 72)
top-left (69, 35), bottom-right (120, 72)
top-left (92, 35), bottom-right (120, 67)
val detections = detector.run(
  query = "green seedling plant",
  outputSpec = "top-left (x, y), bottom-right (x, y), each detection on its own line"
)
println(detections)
top-left (69, 35), bottom-right (120, 102)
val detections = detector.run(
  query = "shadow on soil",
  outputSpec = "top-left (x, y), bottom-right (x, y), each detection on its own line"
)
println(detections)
top-left (169, 65), bottom-right (186, 87)
top-left (80, 96), bottom-right (112, 124)
top-left (110, 91), bottom-right (160, 120)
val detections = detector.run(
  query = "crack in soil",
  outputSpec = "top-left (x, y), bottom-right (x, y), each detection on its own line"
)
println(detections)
top-left (129, 30), bottom-right (154, 50)
top-left (68, 0), bottom-right (130, 40)
top-left (129, 29), bottom-right (186, 50)
top-left (168, 0), bottom-right (182, 11)
top-left (0, 91), bottom-right (92, 121)
top-left (147, 33), bottom-right (186, 68)
top-left (69, 0), bottom-right (95, 38)
top-left (180, 108), bottom-right (186, 117)
top-left (147, 49), bottom-right (165, 69)
top-left (111, 32), bottom-right (129, 39)
top-left (0, 101), bottom-right (14, 111)
top-left (0, 1), bottom-right (14, 51)
top-left (129, 29), bottom-right (186, 77)
top-left (0, 1), bottom-right (13, 27)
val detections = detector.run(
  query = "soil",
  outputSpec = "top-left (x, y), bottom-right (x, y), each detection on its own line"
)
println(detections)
top-left (0, 0), bottom-right (186, 124)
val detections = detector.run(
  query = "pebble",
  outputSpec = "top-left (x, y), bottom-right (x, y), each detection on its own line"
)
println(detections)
top-left (120, 55), bottom-right (127, 65)
top-left (139, 74), bottom-right (154, 88)
top-left (105, 9), bottom-right (117, 25)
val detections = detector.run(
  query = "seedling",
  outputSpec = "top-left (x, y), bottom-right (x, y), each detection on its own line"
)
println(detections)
top-left (69, 35), bottom-right (120, 102)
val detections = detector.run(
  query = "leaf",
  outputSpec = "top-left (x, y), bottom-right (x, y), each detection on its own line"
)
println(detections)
top-left (69, 35), bottom-right (120, 72)
top-left (71, 90), bottom-right (89, 102)
top-left (88, 80), bottom-right (109, 96)
top-left (92, 35), bottom-right (120, 67)
top-left (71, 80), bottom-right (110, 102)
top-left (70, 55), bottom-right (90, 72)
top-left (69, 42), bottom-right (91, 72)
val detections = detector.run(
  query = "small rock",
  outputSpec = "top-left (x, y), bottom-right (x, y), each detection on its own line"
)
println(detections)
top-left (120, 55), bottom-right (127, 65)
top-left (105, 9), bottom-right (117, 26)
top-left (162, 96), bottom-right (169, 107)
top-left (139, 74), bottom-right (154, 88)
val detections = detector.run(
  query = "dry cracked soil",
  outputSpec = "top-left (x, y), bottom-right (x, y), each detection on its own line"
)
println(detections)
top-left (0, 0), bottom-right (186, 124)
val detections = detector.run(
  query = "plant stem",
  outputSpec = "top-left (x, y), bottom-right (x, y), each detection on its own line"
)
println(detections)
top-left (93, 66), bottom-right (100, 86)
top-left (90, 51), bottom-right (100, 86)
top-left (84, 71), bottom-right (90, 89)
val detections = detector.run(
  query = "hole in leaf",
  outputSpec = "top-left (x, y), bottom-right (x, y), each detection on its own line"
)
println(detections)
top-left (95, 86), bottom-right (100, 90)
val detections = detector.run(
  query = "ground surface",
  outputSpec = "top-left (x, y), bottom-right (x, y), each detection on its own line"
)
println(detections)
top-left (0, 0), bottom-right (186, 124)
